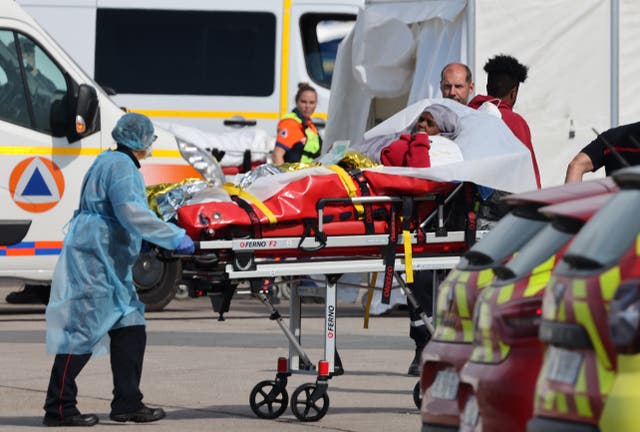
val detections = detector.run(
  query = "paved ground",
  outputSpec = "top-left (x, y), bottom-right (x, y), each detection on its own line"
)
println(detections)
top-left (0, 285), bottom-right (422, 431)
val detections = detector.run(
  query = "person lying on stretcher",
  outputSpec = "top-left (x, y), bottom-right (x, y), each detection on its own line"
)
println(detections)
top-left (380, 104), bottom-right (463, 167)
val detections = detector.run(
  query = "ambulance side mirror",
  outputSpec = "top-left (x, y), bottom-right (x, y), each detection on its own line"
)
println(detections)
top-left (74, 84), bottom-right (99, 138)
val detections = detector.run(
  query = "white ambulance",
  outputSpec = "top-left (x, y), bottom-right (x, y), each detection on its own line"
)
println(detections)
top-left (0, 0), bottom-right (210, 310)
top-left (17, 0), bottom-right (363, 135)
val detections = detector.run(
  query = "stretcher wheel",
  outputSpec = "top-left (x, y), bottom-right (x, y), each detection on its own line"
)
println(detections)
top-left (290, 383), bottom-right (330, 422)
top-left (249, 380), bottom-right (288, 419)
top-left (413, 380), bottom-right (421, 409)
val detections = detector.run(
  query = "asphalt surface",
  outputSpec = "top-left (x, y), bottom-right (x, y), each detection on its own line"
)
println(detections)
top-left (0, 285), bottom-right (423, 431)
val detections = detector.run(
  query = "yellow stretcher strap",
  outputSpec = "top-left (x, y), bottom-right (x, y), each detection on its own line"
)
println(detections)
top-left (325, 165), bottom-right (365, 216)
top-left (223, 183), bottom-right (277, 225)
top-left (364, 272), bottom-right (378, 329)
top-left (403, 229), bottom-right (414, 283)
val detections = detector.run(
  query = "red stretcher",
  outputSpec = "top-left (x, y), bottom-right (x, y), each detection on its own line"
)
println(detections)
top-left (171, 166), bottom-right (483, 421)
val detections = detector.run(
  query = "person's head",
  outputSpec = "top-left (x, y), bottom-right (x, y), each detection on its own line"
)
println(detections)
top-left (484, 54), bottom-right (528, 107)
top-left (294, 82), bottom-right (317, 119)
top-left (414, 104), bottom-right (460, 139)
top-left (20, 39), bottom-right (36, 69)
top-left (440, 62), bottom-right (474, 104)
top-left (111, 113), bottom-right (156, 160)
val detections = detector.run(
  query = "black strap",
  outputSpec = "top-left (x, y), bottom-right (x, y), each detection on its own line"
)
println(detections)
top-left (381, 203), bottom-right (399, 304)
top-left (298, 219), bottom-right (327, 252)
top-left (349, 169), bottom-right (375, 234)
top-left (231, 196), bottom-right (262, 239)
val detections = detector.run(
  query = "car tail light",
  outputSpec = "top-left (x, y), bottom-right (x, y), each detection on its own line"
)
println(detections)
top-left (609, 279), bottom-right (640, 353)
top-left (500, 298), bottom-right (543, 338)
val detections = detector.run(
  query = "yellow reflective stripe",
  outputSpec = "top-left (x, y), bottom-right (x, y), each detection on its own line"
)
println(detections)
top-left (543, 390), bottom-right (555, 410)
top-left (458, 271), bottom-right (471, 283)
top-left (0, 146), bottom-right (101, 156)
top-left (455, 283), bottom-right (470, 318)
top-left (436, 283), bottom-right (450, 311)
top-left (476, 269), bottom-right (494, 288)
top-left (556, 392), bottom-right (568, 413)
top-left (600, 266), bottom-right (621, 302)
top-left (596, 357), bottom-right (616, 394)
top-left (574, 301), bottom-right (612, 370)
top-left (497, 283), bottom-right (514, 304)
top-left (575, 395), bottom-right (593, 418)
top-left (461, 318), bottom-right (474, 342)
top-left (439, 326), bottom-right (456, 341)
top-left (572, 279), bottom-right (587, 299)
top-left (498, 341), bottom-right (510, 360)
top-left (483, 334), bottom-right (493, 362)
top-left (558, 300), bottom-right (566, 321)
top-left (403, 230), bottom-right (413, 283)
top-left (223, 184), bottom-right (277, 225)
top-left (280, 0), bottom-right (292, 119)
top-left (637, 235), bottom-right (640, 256)
top-left (525, 263), bottom-right (554, 297)
top-left (131, 108), bottom-right (281, 120)
top-left (575, 361), bottom-right (587, 392)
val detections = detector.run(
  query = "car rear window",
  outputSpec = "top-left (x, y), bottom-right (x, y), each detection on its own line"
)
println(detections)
top-left (458, 211), bottom-right (547, 270)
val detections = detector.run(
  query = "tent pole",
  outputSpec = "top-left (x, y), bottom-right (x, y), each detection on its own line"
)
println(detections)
top-left (611, 0), bottom-right (619, 127)
top-left (466, 0), bottom-right (476, 77)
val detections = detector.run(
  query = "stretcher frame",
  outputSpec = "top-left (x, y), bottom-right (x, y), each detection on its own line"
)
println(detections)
top-left (178, 185), bottom-right (483, 421)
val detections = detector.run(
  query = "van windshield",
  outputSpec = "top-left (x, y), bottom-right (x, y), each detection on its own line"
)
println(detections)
top-left (458, 212), bottom-right (547, 270)
top-left (563, 190), bottom-right (640, 269)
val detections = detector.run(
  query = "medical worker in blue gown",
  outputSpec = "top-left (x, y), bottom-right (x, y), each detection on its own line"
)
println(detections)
top-left (42, 113), bottom-right (195, 427)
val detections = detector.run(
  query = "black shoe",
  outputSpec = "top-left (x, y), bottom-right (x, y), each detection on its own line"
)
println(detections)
top-left (408, 350), bottom-right (421, 376)
top-left (6, 285), bottom-right (49, 304)
top-left (110, 405), bottom-right (166, 423)
top-left (43, 413), bottom-right (99, 427)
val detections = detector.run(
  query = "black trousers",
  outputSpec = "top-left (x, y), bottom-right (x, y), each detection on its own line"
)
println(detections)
top-left (44, 325), bottom-right (146, 419)
top-left (408, 271), bottom-right (434, 350)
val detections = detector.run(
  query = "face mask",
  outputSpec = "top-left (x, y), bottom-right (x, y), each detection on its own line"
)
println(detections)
top-left (141, 146), bottom-right (153, 160)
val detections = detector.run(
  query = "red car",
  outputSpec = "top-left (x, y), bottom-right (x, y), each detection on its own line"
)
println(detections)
top-left (528, 167), bottom-right (640, 432)
top-left (419, 179), bottom-right (617, 432)
top-left (458, 192), bottom-right (616, 432)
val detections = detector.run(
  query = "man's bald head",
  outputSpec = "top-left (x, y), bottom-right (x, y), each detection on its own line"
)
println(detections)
top-left (440, 62), bottom-right (474, 104)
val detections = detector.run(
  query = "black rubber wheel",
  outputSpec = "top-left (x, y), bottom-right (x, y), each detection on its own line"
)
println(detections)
top-left (249, 380), bottom-right (288, 419)
top-left (290, 383), bottom-right (330, 422)
top-left (413, 380), bottom-right (422, 409)
top-left (133, 251), bottom-right (181, 311)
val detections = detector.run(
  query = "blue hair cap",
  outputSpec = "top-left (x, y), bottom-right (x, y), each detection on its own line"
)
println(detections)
top-left (111, 112), bottom-right (155, 150)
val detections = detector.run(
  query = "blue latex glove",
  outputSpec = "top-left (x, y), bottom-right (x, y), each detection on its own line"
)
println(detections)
top-left (175, 235), bottom-right (195, 254)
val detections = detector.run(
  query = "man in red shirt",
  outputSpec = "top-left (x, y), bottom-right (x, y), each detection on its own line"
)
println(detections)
top-left (468, 55), bottom-right (541, 188)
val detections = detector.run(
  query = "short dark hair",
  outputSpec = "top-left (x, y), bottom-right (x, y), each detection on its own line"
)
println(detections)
top-left (484, 54), bottom-right (528, 98)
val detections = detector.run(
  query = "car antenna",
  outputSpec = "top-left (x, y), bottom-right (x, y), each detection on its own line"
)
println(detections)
top-left (591, 127), bottom-right (630, 168)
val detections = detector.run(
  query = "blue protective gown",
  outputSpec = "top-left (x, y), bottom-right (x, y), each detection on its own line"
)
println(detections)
top-left (46, 149), bottom-right (185, 355)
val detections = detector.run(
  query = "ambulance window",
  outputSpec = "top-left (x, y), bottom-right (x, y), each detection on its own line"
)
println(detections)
top-left (563, 190), bottom-right (640, 269)
top-left (16, 34), bottom-right (68, 134)
top-left (300, 14), bottom-right (356, 89)
top-left (95, 9), bottom-right (276, 96)
top-left (0, 31), bottom-right (68, 134)
top-left (0, 30), bottom-right (30, 128)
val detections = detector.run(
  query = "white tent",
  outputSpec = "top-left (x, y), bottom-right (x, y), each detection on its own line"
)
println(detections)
top-left (324, 0), bottom-right (640, 187)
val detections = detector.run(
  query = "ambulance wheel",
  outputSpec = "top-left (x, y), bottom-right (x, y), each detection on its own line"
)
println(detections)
top-left (133, 251), bottom-right (181, 312)
top-left (249, 380), bottom-right (288, 419)
top-left (290, 383), bottom-right (329, 422)
top-left (413, 380), bottom-right (421, 409)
